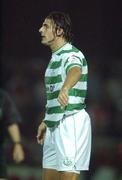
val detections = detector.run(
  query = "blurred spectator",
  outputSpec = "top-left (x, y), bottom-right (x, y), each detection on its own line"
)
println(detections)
top-left (0, 88), bottom-right (25, 179)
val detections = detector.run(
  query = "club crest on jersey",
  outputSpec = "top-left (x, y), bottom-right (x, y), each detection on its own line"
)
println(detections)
top-left (68, 55), bottom-right (80, 63)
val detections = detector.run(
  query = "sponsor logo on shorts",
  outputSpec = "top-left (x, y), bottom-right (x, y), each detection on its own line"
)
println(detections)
top-left (63, 157), bottom-right (73, 166)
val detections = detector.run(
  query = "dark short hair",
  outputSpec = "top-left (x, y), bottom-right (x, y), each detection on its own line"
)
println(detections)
top-left (46, 11), bottom-right (73, 42)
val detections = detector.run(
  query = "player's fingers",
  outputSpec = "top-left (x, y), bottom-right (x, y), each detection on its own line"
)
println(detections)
top-left (58, 95), bottom-right (68, 106)
top-left (37, 135), bottom-right (42, 143)
top-left (37, 137), bottom-right (44, 145)
top-left (37, 133), bottom-right (45, 144)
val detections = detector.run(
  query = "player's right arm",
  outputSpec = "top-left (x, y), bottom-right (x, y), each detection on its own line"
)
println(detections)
top-left (37, 121), bottom-right (47, 145)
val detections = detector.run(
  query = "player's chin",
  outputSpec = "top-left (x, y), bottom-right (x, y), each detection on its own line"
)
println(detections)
top-left (41, 40), bottom-right (48, 46)
top-left (41, 38), bottom-right (47, 44)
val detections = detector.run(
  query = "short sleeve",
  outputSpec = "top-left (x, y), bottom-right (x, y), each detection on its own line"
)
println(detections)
top-left (64, 55), bottom-right (83, 74)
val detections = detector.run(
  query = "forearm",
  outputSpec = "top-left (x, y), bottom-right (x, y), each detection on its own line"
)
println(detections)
top-left (58, 66), bottom-right (81, 107)
top-left (8, 123), bottom-right (22, 143)
top-left (62, 66), bottom-right (81, 90)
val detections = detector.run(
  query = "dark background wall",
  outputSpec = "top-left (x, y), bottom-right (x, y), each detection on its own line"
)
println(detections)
top-left (1, 0), bottom-right (121, 58)
top-left (1, 0), bottom-right (122, 179)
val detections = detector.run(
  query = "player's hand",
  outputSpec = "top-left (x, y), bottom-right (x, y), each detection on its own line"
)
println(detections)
top-left (13, 144), bottom-right (24, 163)
top-left (37, 122), bottom-right (47, 145)
top-left (57, 87), bottom-right (69, 108)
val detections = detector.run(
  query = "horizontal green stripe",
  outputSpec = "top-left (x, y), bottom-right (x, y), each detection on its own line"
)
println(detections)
top-left (44, 120), bottom-right (60, 127)
top-left (66, 103), bottom-right (86, 111)
top-left (69, 89), bottom-right (87, 97)
top-left (57, 46), bottom-right (79, 56)
top-left (47, 90), bottom-right (60, 100)
top-left (47, 106), bottom-right (65, 114)
top-left (80, 74), bottom-right (88, 81)
top-left (47, 88), bottom-right (87, 100)
top-left (47, 88), bottom-right (86, 100)
top-left (49, 61), bottom-right (62, 69)
top-left (45, 75), bottom-right (62, 84)
top-left (46, 103), bottom-right (85, 114)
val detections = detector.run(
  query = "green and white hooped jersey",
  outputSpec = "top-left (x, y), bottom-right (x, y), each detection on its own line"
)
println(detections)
top-left (44, 43), bottom-right (88, 127)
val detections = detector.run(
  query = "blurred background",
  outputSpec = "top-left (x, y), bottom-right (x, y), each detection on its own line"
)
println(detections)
top-left (0, 0), bottom-right (122, 179)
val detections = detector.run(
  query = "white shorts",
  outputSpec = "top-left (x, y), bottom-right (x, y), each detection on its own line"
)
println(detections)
top-left (43, 109), bottom-right (91, 174)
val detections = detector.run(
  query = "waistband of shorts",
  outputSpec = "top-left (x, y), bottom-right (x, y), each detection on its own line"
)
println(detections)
top-left (63, 109), bottom-right (85, 118)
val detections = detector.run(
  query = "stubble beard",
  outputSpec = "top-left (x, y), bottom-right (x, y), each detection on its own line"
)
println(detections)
top-left (41, 36), bottom-right (55, 48)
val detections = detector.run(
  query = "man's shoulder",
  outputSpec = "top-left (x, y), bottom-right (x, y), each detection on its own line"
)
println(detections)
top-left (57, 43), bottom-right (83, 56)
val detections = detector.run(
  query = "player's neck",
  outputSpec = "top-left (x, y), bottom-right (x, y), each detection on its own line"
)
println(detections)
top-left (50, 38), bottom-right (67, 53)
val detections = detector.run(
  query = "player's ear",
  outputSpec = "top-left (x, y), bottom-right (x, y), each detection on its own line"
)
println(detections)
top-left (56, 28), bottom-right (64, 36)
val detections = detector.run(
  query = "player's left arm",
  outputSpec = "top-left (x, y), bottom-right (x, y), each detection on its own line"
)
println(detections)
top-left (58, 66), bottom-right (81, 107)
top-left (8, 123), bottom-right (25, 163)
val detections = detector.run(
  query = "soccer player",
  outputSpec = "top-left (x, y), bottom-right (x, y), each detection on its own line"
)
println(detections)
top-left (0, 88), bottom-right (24, 179)
top-left (37, 11), bottom-right (91, 180)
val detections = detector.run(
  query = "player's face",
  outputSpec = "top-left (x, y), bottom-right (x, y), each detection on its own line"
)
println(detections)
top-left (39, 18), bottom-right (56, 46)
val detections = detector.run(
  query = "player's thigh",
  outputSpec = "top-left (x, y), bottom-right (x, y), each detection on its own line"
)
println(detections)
top-left (74, 109), bottom-right (91, 170)
top-left (42, 168), bottom-right (60, 180)
top-left (60, 171), bottom-right (80, 180)
top-left (43, 128), bottom-right (57, 170)
top-left (54, 109), bottom-right (91, 171)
